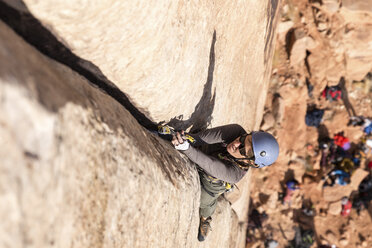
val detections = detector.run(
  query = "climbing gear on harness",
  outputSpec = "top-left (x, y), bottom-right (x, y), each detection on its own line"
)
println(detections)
top-left (158, 124), bottom-right (174, 135)
top-left (252, 131), bottom-right (279, 168)
top-left (198, 216), bottom-right (212, 242)
top-left (202, 171), bottom-right (234, 193)
top-left (197, 161), bottom-right (235, 195)
top-left (157, 124), bottom-right (196, 144)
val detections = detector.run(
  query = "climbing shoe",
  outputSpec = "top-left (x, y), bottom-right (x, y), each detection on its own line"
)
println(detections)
top-left (198, 216), bottom-right (212, 242)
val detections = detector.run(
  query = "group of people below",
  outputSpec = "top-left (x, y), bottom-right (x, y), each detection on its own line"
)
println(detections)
top-left (317, 116), bottom-right (372, 218)
top-left (319, 115), bottom-right (372, 188)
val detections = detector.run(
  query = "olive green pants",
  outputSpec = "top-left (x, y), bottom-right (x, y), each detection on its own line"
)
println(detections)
top-left (199, 174), bottom-right (227, 218)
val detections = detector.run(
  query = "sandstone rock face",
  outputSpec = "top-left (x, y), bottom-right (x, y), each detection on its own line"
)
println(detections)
top-left (20, 0), bottom-right (277, 130)
top-left (0, 21), bottom-right (241, 248)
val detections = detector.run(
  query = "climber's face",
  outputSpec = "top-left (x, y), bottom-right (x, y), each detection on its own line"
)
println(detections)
top-left (227, 133), bottom-right (257, 167)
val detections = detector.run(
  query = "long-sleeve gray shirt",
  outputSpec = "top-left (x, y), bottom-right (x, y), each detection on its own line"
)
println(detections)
top-left (183, 124), bottom-right (248, 184)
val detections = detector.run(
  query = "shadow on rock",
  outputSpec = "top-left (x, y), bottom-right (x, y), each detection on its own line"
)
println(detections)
top-left (167, 30), bottom-right (217, 133)
top-left (339, 77), bottom-right (356, 118)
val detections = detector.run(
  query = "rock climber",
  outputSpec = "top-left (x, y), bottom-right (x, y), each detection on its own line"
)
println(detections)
top-left (170, 124), bottom-right (279, 241)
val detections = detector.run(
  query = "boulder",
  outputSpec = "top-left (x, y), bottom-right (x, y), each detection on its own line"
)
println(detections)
top-left (343, 24), bottom-right (372, 81)
top-left (307, 50), bottom-right (346, 84)
top-left (277, 21), bottom-right (294, 44)
top-left (289, 37), bottom-right (317, 67)
top-left (288, 159), bottom-right (306, 183)
top-left (326, 230), bottom-right (337, 244)
top-left (340, 238), bottom-right (349, 246)
top-left (323, 0), bottom-right (340, 13)
top-left (328, 201), bottom-right (342, 215)
top-left (260, 112), bottom-right (276, 130)
top-left (341, 0), bottom-right (372, 12)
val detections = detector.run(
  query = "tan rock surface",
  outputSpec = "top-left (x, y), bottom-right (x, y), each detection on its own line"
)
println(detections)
top-left (0, 21), bottom-right (243, 248)
top-left (342, 0), bottom-right (372, 12)
top-left (328, 201), bottom-right (342, 215)
top-left (20, 0), bottom-right (277, 130)
top-left (289, 36), bottom-right (316, 68)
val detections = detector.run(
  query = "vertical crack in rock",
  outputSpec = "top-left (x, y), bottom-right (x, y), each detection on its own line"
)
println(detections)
top-left (0, 0), bottom-right (157, 131)
top-left (264, 0), bottom-right (280, 64)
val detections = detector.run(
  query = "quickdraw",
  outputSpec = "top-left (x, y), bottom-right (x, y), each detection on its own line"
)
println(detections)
top-left (157, 124), bottom-right (196, 144)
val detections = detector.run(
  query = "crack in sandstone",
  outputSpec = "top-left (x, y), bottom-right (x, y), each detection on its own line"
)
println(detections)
top-left (0, 0), bottom-right (157, 131)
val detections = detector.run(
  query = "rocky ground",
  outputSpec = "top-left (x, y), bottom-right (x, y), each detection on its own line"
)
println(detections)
top-left (246, 0), bottom-right (372, 247)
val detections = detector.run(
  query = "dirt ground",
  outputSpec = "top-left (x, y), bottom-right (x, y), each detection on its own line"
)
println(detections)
top-left (246, 0), bottom-right (372, 247)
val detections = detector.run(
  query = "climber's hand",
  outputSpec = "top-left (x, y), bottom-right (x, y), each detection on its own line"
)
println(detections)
top-left (172, 131), bottom-right (190, 150)
top-left (172, 131), bottom-right (184, 146)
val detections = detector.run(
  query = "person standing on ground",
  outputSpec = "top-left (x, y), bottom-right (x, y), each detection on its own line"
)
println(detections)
top-left (170, 124), bottom-right (279, 241)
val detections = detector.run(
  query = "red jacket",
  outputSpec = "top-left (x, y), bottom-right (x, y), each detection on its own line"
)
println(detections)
top-left (341, 201), bottom-right (352, 216)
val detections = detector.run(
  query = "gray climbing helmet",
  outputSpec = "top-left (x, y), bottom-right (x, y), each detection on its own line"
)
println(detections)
top-left (252, 131), bottom-right (279, 168)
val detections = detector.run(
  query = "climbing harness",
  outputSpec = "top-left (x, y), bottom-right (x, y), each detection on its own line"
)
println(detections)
top-left (203, 174), bottom-right (234, 193)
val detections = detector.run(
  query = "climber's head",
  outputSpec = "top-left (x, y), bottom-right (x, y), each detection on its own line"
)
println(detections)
top-left (227, 131), bottom-right (279, 168)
